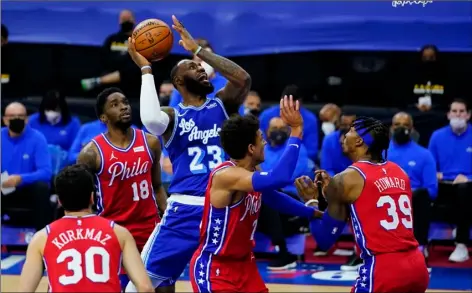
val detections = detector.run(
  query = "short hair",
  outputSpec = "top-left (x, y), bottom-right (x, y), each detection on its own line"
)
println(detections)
top-left (281, 84), bottom-right (303, 101)
top-left (450, 98), bottom-right (469, 112)
top-left (161, 79), bottom-right (172, 85)
top-left (96, 87), bottom-right (124, 117)
top-left (247, 90), bottom-right (260, 98)
top-left (1, 24), bottom-right (8, 40)
top-left (55, 164), bottom-right (95, 212)
top-left (220, 115), bottom-right (260, 160)
top-left (39, 89), bottom-right (71, 125)
top-left (352, 116), bottom-right (390, 162)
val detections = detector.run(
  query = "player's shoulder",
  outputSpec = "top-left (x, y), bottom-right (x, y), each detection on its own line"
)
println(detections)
top-left (29, 228), bottom-right (48, 253)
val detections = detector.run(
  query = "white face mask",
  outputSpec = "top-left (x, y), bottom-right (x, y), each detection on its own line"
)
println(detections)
top-left (45, 110), bottom-right (61, 124)
top-left (322, 122), bottom-right (336, 135)
top-left (201, 61), bottom-right (215, 78)
top-left (450, 117), bottom-right (467, 130)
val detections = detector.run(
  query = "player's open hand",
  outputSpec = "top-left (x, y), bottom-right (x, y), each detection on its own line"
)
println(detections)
top-left (172, 15), bottom-right (199, 54)
top-left (127, 37), bottom-right (151, 68)
top-left (295, 176), bottom-right (317, 202)
top-left (280, 95), bottom-right (303, 129)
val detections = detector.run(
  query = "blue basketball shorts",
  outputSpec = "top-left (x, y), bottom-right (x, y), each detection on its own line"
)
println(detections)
top-left (140, 195), bottom-right (204, 287)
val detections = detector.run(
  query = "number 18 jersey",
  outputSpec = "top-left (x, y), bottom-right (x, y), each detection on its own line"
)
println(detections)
top-left (348, 161), bottom-right (418, 258)
top-left (165, 98), bottom-right (229, 197)
top-left (43, 215), bottom-right (122, 292)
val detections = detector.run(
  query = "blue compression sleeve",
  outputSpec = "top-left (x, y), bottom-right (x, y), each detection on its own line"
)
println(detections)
top-left (252, 137), bottom-right (302, 191)
top-left (310, 212), bottom-right (346, 251)
top-left (262, 189), bottom-right (314, 218)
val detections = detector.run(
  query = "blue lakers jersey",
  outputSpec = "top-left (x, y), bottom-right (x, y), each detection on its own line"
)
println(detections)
top-left (165, 98), bottom-right (229, 196)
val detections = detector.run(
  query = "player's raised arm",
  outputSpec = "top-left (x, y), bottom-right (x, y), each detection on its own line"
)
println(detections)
top-left (115, 224), bottom-right (154, 293)
top-left (77, 141), bottom-right (99, 173)
top-left (18, 230), bottom-right (47, 292)
top-left (145, 133), bottom-right (168, 213)
top-left (128, 37), bottom-right (175, 136)
top-left (171, 15), bottom-right (251, 114)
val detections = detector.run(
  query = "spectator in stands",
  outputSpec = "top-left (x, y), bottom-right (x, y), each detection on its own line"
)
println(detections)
top-left (428, 98), bottom-right (472, 262)
top-left (319, 103), bottom-right (341, 136)
top-left (243, 91), bottom-right (262, 117)
top-left (320, 112), bottom-right (355, 177)
top-left (259, 85), bottom-right (319, 161)
top-left (169, 38), bottom-right (230, 108)
top-left (29, 90), bottom-right (81, 151)
top-left (388, 112), bottom-right (437, 266)
top-left (81, 10), bottom-right (136, 91)
top-left (1, 23), bottom-right (8, 47)
top-left (1, 102), bottom-right (53, 230)
top-left (158, 80), bottom-right (174, 107)
top-left (411, 44), bottom-right (447, 112)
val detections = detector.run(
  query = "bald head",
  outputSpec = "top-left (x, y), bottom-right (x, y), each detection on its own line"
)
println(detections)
top-left (319, 103), bottom-right (341, 122)
top-left (119, 10), bottom-right (135, 24)
top-left (3, 102), bottom-right (28, 134)
top-left (392, 112), bottom-right (413, 129)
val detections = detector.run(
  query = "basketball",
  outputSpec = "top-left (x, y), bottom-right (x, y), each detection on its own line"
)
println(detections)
top-left (132, 19), bottom-right (173, 62)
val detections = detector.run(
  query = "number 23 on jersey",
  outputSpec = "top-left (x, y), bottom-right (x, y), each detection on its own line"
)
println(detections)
top-left (188, 145), bottom-right (225, 174)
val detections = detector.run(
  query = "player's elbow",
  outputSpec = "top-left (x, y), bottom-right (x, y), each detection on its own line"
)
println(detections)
top-left (141, 112), bottom-right (169, 136)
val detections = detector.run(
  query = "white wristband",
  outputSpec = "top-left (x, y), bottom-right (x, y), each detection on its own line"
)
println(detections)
top-left (141, 65), bottom-right (152, 71)
top-left (305, 199), bottom-right (319, 207)
top-left (194, 46), bottom-right (202, 55)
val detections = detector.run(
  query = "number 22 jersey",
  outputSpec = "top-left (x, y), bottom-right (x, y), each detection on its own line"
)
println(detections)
top-left (165, 98), bottom-right (229, 197)
top-left (348, 160), bottom-right (418, 258)
top-left (43, 215), bottom-right (122, 292)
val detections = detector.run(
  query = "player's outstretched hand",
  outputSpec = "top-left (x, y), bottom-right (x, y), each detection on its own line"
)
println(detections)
top-left (127, 37), bottom-right (151, 68)
top-left (172, 15), bottom-right (199, 53)
top-left (295, 176), bottom-right (317, 202)
top-left (280, 95), bottom-right (303, 129)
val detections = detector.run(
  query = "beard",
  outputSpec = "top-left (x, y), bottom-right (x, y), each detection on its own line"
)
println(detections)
top-left (184, 76), bottom-right (214, 97)
top-left (115, 119), bottom-right (132, 131)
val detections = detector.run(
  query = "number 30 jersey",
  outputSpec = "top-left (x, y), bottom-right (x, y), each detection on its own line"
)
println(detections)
top-left (348, 160), bottom-right (419, 258)
top-left (92, 128), bottom-right (159, 251)
top-left (43, 215), bottom-right (122, 292)
top-left (165, 98), bottom-right (229, 197)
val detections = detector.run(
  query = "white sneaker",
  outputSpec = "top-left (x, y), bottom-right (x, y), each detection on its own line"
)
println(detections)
top-left (449, 243), bottom-right (470, 263)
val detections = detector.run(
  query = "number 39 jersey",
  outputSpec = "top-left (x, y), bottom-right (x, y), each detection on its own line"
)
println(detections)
top-left (165, 98), bottom-right (229, 197)
top-left (43, 215), bottom-right (122, 292)
top-left (348, 161), bottom-right (418, 258)
top-left (92, 128), bottom-right (159, 250)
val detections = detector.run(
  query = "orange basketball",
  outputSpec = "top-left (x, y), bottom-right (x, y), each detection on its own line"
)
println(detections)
top-left (132, 19), bottom-right (173, 62)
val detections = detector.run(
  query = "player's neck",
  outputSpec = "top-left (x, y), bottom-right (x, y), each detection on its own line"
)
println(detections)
top-left (231, 157), bottom-right (255, 171)
top-left (64, 209), bottom-right (93, 217)
top-left (356, 154), bottom-right (383, 164)
top-left (181, 91), bottom-right (206, 107)
top-left (106, 127), bottom-right (133, 147)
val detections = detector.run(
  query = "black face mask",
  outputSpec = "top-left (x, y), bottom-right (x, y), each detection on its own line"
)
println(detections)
top-left (160, 95), bottom-right (170, 107)
top-left (183, 76), bottom-right (214, 97)
top-left (393, 127), bottom-right (411, 145)
top-left (246, 108), bottom-right (261, 117)
top-left (269, 130), bottom-right (289, 146)
top-left (120, 21), bottom-right (135, 33)
top-left (8, 118), bottom-right (25, 134)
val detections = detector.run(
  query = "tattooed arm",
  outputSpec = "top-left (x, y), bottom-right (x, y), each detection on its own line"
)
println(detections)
top-left (77, 142), bottom-right (100, 173)
top-left (196, 49), bottom-right (251, 115)
top-left (145, 133), bottom-right (168, 213)
top-left (321, 168), bottom-right (364, 221)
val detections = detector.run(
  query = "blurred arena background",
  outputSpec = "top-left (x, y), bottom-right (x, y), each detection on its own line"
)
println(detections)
top-left (1, 1), bottom-right (471, 291)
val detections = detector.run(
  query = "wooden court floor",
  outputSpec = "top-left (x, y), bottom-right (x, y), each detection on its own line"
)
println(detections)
top-left (2, 275), bottom-right (467, 292)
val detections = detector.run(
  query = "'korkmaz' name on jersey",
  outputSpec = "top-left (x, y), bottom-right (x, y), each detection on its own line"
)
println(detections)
top-left (51, 229), bottom-right (112, 249)
top-left (179, 118), bottom-right (220, 144)
top-left (108, 157), bottom-right (150, 186)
